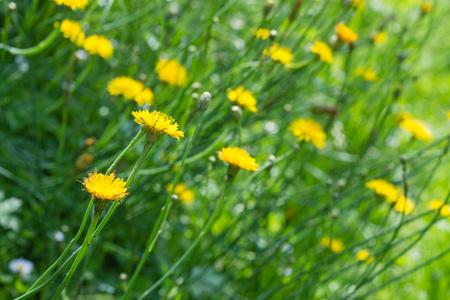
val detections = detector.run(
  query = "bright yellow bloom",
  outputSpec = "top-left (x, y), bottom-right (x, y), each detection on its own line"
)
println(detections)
top-left (218, 147), bottom-right (259, 171)
top-left (394, 111), bottom-right (413, 122)
top-left (394, 197), bottom-right (415, 214)
top-left (319, 237), bottom-right (345, 254)
top-left (288, 118), bottom-right (326, 149)
top-left (351, 0), bottom-right (365, 10)
top-left (107, 77), bottom-right (144, 100)
top-left (134, 88), bottom-right (154, 106)
top-left (428, 200), bottom-right (450, 217)
top-left (446, 110), bottom-right (450, 119)
top-left (132, 110), bottom-right (184, 142)
top-left (227, 86), bottom-right (258, 113)
top-left (59, 20), bottom-right (85, 47)
top-left (356, 250), bottom-right (374, 263)
top-left (336, 22), bottom-right (358, 43)
top-left (54, 0), bottom-right (88, 10)
top-left (252, 28), bottom-right (270, 40)
top-left (399, 118), bottom-right (433, 141)
top-left (167, 183), bottom-right (195, 204)
top-left (373, 32), bottom-right (388, 46)
top-left (83, 35), bottom-right (114, 59)
top-left (82, 171), bottom-right (128, 201)
top-left (311, 40), bottom-right (333, 64)
top-left (156, 59), bottom-right (188, 87)
top-left (263, 43), bottom-right (293, 65)
top-left (365, 179), bottom-right (401, 203)
top-left (421, 2), bottom-right (433, 13)
top-left (355, 68), bottom-right (377, 82)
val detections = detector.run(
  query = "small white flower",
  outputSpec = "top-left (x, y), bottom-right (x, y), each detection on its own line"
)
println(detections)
top-left (9, 258), bottom-right (34, 278)
top-left (51, 230), bottom-right (65, 242)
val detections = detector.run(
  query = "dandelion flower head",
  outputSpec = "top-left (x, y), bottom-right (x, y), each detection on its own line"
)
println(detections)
top-left (167, 183), bottom-right (195, 205)
top-left (288, 118), bottom-right (326, 149)
top-left (365, 179), bottom-right (401, 203)
top-left (156, 59), bottom-right (188, 87)
top-left (227, 86), bottom-right (258, 113)
top-left (320, 237), bottom-right (345, 254)
top-left (263, 43), bottom-right (293, 65)
top-left (446, 110), bottom-right (450, 120)
top-left (428, 200), bottom-right (450, 217)
top-left (336, 22), bottom-right (358, 43)
top-left (82, 171), bottom-right (128, 201)
top-left (351, 0), bottom-right (365, 10)
top-left (9, 258), bottom-right (34, 278)
top-left (399, 118), bottom-right (433, 141)
top-left (355, 67), bottom-right (377, 82)
top-left (421, 2), bottom-right (433, 13)
top-left (252, 28), bottom-right (270, 40)
top-left (83, 34), bottom-right (114, 59)
top-left (132, 110), bottom-right (184, 142)
top-left (394, 197), bottom-right (415, 214)
top-left (311, 40), bottom-right (333, 64)
top-left (373, 32), bottom-right (388, 46)
top-left (394, 111), bottom-right (413, 123)
top-left (107, 77), bottom-right (154, 106)
top-left (134, 88), bottom-right (155, 106)
top-left (218, 147), bottom-right (259, 171)
top-left (59, 20), bottom-right (85, 46)
top-left (54, 0), bottom-right (89, 10)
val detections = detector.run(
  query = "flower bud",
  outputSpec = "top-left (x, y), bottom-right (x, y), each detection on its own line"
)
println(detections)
top-left (231, 105), bottom-right (242, 121)
top-left (198, 91), bottom-right (211, 110)
top-left (264, 0), bottom-right (274, 16)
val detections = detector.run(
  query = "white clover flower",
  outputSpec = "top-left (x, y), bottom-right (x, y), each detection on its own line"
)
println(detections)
top-left (9, 258), bottom-right (34, 278)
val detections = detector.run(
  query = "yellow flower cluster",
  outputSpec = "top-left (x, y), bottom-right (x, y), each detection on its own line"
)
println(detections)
top-left (288, 118), bottom-right (326, 149)
top-left (263, 43), bottom-right (293, 65)
top-left (319, 237), bottom-right (345, 254)
top-left (355, 67), bottom-right (378, 82)
top-left (399, 118), bottom-right (433, 141)
top-left (428, 200), bottom-right (450, 217)
top-left (365, 179), bottom-right (415, 214)
top-left (107, 76), bottom-right (154, 106)
top-left (167, 183), bottom-right (195, 205)
top-left (59, 20), bottom-right (85, 46)
top-left (373, 32), bottom-right (388, 46)
top-left (83, 35), bottom-right (114, 60)
top-left (54, 0), bottom-right (88, 10)
top-left (356, 250), bottom-right (375, 263)
top-left (227, 86), bottom-right (258, 113)
top-left (311, 40), bottom-right (333, 64)
top-left (132, 110), bottom-right (184, 142)
top-left (336, 22), bottom-right (358, 43)
top-left (156, 59), bottom-right (188, 87)
top-left (218, 147), bottom-right (259, 171)
top-left (252, 28), bottom-right (270, 40)
top-left (82, 171), bottom-right (128, 201)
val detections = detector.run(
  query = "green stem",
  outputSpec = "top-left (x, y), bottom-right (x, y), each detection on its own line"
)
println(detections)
top-left (106, 129), bottom-right (145, 175)
top-left (137, 182), bottom-right (233, 300)
top-left (121, 113), bottom-right (206, 300)
top-left (0, 28), bottom-right (59, 56)
top-left (50, 213), bottom-right (100, 300)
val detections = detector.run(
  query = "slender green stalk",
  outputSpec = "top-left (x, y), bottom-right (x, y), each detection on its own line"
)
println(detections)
top-left (106, 129), bottom-right (145, 175)
top-left (121, 112), bottom-right (206, 299)
top-left (0, 28), bottom-right (59, 56)
top-left (137, 182), bottom-right (234, 300)
top-left (50, 213), bottom-right (101, 300)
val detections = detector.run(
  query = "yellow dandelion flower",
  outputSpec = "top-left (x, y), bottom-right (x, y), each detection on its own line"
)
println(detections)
top-left (399, 118), bottom-right (433, 141)
top-left (355, 67), bottom-right (377, 82)
top-left (394, 197), bottom-right (415, 215)
top-left (167, 183), bottom-right (195, 204)
top-left (83, 35), bottom-right (113, 59)
top-left (394, 111), bottom-right (413, 123)
top-left (311, 40), bottom-right (333, 64)
top-left (54, 0), bottom-right (89, 10)
top-left (366, 256), bottom-right (375, 264)
top-left (252, 28), bottom-right (271, 40)
top-left (134, 88), bottom-right (154, 106)
top-left (218, 147), bottom-right (259, 172)
top-left (428, 200), bottom-right (450, 217)
top-left (132, 110), bottom-right (184, 142)
top-left (288, 118), bottom-right (326, 149)
top-left (446, 110), bottom-right (450, 119)
top-left (156, 59), bottom-right (188, 87)
top-left (421, 2), bottom-right (433, 13)
top-left (335, 22), bottom-right (358, 43)
top-left (351, 0), bottom-right (365, 10)
top-left (319, 237), bottom-right (345, 254)
top-left (59, 20), bottom-right (85, 47)
top-left (365, 179), bottom-right (401, 203)
top-left (373, 32), bottom-right (388, 46)
top-left (227, 86), bottom-right (258, 113)
top-left (263, 43), bottom-right (293, 65)
top-left (107, 76), bottom-right (144, 100)
top-left (82, 171), bottom-right (128, 202)
top-left (356, 250), bottom-right (369, 261)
